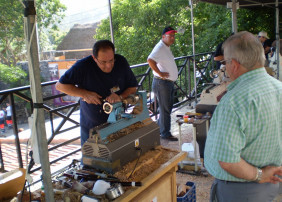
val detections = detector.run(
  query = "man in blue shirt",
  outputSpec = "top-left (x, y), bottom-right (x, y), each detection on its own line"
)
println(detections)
top-left (56, 40), bottom-right (138, 146)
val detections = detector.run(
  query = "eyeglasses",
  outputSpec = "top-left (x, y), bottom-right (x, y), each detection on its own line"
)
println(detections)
top-left (220, 60), bottom-right (230, 65)
top-left (96, 58), bottom-right (115, 65)
top-left (165, 34), bottom-right (176, 38)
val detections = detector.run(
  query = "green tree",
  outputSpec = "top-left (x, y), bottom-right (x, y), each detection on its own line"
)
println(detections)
top-left (95, 1), bottom-right (231, 65)
top-left (0, 63), bottom-right (27, 87)
top-left (237, 8), bottom-right (275, 38)
top-left (0, 0), bottom-right (66, 67)
top-left (95, 1), bottom-right (276, 66)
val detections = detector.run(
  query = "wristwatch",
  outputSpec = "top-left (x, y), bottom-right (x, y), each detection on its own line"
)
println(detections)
top-left (255, 168), bottom-right (263, 182)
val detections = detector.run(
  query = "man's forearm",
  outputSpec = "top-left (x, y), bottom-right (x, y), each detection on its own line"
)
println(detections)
top-left (219, 159), bottom-right (282, 184)
top-left (120, 87), bottom-right (137, 99)
top-left (214, 55), bottom-right (224, 61)
top-left (147, 59), bottom-right (161, 75)
top-left (55, 82), bottom-right (88, 99)
top-left (219, 158), bottom-right (257, 181)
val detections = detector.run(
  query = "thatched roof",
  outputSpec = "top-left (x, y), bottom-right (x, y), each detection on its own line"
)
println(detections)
top-left (56, 22), bottom-right (100, 59)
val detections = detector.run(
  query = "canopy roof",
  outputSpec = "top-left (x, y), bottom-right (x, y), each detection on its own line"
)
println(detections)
top-left (200, 0), bottom-right (282, 9)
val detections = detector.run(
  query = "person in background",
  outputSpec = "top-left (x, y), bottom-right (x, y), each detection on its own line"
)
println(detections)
top-left (213, 41), bottom-right (224, 70)
top-left (263, 39), bottom-right (274, 67)
top-left (257, 30), bottom-right (274, 67)
top-left (204, 31), bottom-right (282, 202)
top-left (268, 39), bottom-right (282, 78)
top-left (257, 31), bottom-right (269, 44)
top-left (0, 107), bottom-right (6, 134)
top-left (5, 103), bottom-right (12, 129)
top-left (214, 33), bottom-right (234, 70)
top-left (147, 26), bottom-right (178, 141)
top-left (56, 40), bottom-right (138, 146)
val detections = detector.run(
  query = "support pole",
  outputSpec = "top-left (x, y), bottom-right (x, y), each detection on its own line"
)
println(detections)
top-left (275, 0), bottom-right (280, 80)
top-left (231, 0), bottom-right (238, 33)
top-left (23, 1), bottom-right (54, 201)
top-left (108, 0), bottom-right (114, 44)
top-left (189, 0), bottom-right (197, 105)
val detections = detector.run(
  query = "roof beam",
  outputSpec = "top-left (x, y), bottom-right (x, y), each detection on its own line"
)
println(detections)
top-left (240, 0), bottom-right (280, 8)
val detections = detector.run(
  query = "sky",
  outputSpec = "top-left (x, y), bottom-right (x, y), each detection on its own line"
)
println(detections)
top-left (59, 0), bottom-right (110, 30)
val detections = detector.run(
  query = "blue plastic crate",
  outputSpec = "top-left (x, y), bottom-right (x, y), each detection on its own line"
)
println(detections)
top-left (177, 181), bottom-right (196, 202)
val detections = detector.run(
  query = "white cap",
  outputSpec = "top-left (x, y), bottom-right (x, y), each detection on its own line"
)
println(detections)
top-left (258, 31), bottom-right (269, 39)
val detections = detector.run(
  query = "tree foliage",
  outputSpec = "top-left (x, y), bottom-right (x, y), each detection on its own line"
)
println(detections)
top-left (0, 0), bottom-right (66, 66)
top-left (0, 63), bottom-right (27, 86)
top-left (95, 0), bottom-right (276, 66)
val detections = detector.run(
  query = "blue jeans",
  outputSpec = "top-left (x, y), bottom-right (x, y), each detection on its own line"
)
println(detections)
top-left (152, 78), bottom-right (174, 138)
top-left (81, 125), bottom-right (90, 147)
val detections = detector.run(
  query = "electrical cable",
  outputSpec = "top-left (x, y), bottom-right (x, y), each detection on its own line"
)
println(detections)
top-left (127, 147), bottom-right (142, 179)
top-left (20, 180), bottom-right (27, 202)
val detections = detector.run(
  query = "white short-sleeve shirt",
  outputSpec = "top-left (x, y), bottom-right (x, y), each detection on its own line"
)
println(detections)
top-left (6, 106), bottom-right (11, 116)
top-left (0, 110), bottom-right (5, 119)
top-left (148, 40), bottom-right (178, 81)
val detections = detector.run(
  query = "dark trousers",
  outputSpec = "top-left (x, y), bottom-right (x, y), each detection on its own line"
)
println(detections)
top-left (152, 78), bottom-right (174, 138)
top-left (210, 178), bottom-right (279, 202)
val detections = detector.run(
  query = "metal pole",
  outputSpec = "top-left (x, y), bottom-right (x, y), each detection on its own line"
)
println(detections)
top-left (108, 0), bottom-right (114, 44)
top-left (189, 0), bottom-right (197, 105)
top-left (231, 0), bottom-right (238, 33)
top-left (23, 1), bottom-right (54, 201)
top-left (275, 0), bottom-right (280, 80)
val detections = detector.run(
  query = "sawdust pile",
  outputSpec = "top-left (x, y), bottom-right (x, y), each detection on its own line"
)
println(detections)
top-left (106, 121), bottom-right (145, 143)
top-left (114, 146), bottom-right (179, 182)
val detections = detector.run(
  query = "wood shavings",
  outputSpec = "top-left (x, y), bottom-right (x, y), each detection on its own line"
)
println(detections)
top-left (106, 121), bottom-right (145, 143)
top-left (114, 146), bottom-right (178, 182)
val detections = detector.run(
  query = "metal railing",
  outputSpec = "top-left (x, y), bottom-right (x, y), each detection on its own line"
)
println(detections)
top-left (0, 51), bottom-right (215, 173)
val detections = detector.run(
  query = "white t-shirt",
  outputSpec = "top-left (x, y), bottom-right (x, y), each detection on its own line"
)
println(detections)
top-left (0, 110), bottom-right (5, 119)
top-left (148, 40), bottom-right (178, 81)
top-left (6, 106), bottom-right (11, 116)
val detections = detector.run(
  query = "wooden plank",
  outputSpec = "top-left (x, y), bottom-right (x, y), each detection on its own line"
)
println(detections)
top-left (131, 173), bottom-right (173, 202)
top-left (0, 168), bottom-right (26, 200)
top-left (171, 168), bottom-right (177, 202)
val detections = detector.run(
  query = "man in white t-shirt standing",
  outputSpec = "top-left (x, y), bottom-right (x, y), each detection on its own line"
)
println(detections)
top-left (0, 107), bottom-right (6, 134)
top-left (5, 103), bottom-right (12, 129)
top-left (147, 26), bottom-right (178, 141)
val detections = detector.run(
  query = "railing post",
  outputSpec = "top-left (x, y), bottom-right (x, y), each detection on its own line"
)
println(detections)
top-left (0, 141), bottom-right (4, 171)
top-left (9, 94), bottom-right (23, 168)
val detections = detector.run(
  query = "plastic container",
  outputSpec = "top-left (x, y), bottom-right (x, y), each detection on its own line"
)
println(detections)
top-left (177, 181), bottom-right (196, 202)
top-left (183, 115), bottom-right (189, 123)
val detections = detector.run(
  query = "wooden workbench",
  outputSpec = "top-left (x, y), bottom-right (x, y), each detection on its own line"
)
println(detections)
top-left (114, 150), bottom-right (186, 202)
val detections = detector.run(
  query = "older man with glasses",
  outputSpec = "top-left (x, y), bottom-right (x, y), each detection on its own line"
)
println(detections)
top-left (56, 40), bottom-right (138, 146)
top-left (205, 31), bottom-right (282, 202)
